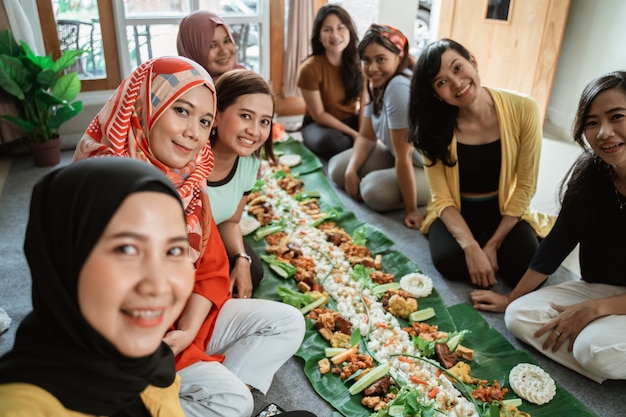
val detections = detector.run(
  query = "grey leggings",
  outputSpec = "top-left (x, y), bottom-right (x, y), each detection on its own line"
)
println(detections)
top-left (328, 142), bottom-right (430, 212)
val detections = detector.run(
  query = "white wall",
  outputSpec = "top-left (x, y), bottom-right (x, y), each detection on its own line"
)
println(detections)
top-left (546, 0), bottom-right (626, 139)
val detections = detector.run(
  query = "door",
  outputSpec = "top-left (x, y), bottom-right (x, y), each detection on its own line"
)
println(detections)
top-left (437, 0), bottom-right (571, 121)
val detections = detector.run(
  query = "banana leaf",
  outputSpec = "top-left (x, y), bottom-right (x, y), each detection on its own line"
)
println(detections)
top-left (448, 304), bottom-right (598, 417)
top-left (274, 137), bottom-right (323, 174)
top-left (296, 169), bottom-right (345, 210)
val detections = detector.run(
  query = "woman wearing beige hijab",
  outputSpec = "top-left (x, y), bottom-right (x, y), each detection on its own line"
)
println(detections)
top-left (177, 10), bottom-right (246, 81)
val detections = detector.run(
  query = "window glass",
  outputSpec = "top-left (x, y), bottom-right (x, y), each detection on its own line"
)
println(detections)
top-left (52, 0), bottom-right (106, 79)
top-left (120, 0), bottom-right (264, 76)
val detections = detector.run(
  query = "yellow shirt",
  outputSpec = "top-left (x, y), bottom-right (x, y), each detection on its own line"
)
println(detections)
top-left (0, 376), bottom-right (185, 417)
top-left (421, 87), bottom-right (554, 238)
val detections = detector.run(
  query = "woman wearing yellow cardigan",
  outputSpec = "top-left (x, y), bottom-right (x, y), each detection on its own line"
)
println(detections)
top-left (409, 38), bottom-right (551, 288)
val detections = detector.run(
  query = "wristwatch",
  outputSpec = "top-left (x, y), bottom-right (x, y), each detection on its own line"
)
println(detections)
top-left (233, 252), bottom-right (252, 265)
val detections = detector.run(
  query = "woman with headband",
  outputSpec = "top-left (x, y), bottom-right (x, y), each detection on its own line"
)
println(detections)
top-left (329, 24), bottom-right (429, 230)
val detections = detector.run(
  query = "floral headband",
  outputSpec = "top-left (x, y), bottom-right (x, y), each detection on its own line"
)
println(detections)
top-left (366, 23), bottom-right (408, 53)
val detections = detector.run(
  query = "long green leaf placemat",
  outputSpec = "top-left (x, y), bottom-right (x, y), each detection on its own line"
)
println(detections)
top-left (448, 304), bottom-right (598, 417)
top-left (249, 139), bottom-right (597, 416)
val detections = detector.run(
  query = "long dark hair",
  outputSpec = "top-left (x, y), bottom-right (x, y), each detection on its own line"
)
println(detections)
top-left (211, 69), bottom-right (276, 161)
top-left (310, 4), bottom-right (362, 104)
top-left (559, 71), bottom-right (626, 236)
top-left (358, 26), bottom-right (414, 116)
top-left (408, 38), bottom-right (472, 166)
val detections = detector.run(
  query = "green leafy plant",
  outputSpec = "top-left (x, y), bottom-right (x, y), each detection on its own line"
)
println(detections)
top-left (0, 29), bottom-right (84, 143)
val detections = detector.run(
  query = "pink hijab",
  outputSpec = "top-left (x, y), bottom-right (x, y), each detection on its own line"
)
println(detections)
top-left (73, 56), bottom-right (216, 263)
top-left (176, 10), bottom-right (245, 80)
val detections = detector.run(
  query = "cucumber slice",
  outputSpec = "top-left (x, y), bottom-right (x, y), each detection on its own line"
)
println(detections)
top-left (502, 398), bottom-right (523, 407)
top-left (348, 362), bottom-right (391, 395)
top-left (325, 347), bottom-right (347, 357)
top-left (408, 307), bottom-right (436, 322)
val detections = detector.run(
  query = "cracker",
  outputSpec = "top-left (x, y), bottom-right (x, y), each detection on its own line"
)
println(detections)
top-left (509, 363), bottom-right (556, 405)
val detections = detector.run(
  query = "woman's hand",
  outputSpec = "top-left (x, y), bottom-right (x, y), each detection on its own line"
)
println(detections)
top-left (470, 289), bottom-right (510, 312)
top-left (534, 301), bottom-right (600, 353)
top-left (345, 170), bottom-right (362, 201)
top-left (404, 210), bottom-right (424, 230)
top-left (464, 244), bottom-right (497, 288)
top-left (230, 261), bottom-right (253, 299)
top-left (481, 242), bottom-right (500, 274)
top-left (163, 329), bottom-right (195, 356)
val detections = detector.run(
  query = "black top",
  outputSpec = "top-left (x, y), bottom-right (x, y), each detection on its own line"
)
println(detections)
top-left (458, 139), bottom-right (501, 193)
top-left (530, 175), bottom-right (626, 286)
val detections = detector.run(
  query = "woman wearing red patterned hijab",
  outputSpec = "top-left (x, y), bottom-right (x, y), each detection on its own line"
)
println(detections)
top-left (74, 54), bottom-right (232, 370)
top-left (74, 56), bottom-right (305, 417)
top-left (177, 10), bottom-right (246, 81)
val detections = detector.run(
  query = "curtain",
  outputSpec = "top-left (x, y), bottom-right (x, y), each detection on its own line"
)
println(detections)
top-left (282, 0), bottom-right (313, 98)
top-left (0, 0), bottom-right (34, 144)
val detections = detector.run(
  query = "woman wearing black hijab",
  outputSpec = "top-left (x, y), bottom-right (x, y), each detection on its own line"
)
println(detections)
top-left (0, 157), bottom-right (195, 416)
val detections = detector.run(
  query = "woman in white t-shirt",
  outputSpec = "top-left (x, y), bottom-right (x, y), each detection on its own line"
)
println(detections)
top-left (328, 24), bottom-right (429, 230)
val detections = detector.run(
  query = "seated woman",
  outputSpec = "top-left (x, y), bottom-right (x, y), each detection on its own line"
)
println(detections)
top-left (408, 38), bottom-right (549, 288)
top-left (207, 69), bottom-right (275, 298)
top-left (471, 71), bottom-right (626, 383)
top-left (328, 24), bottom-right (429, 230)
top-left (296, 4), bottom-right (363, 159)
top-left (73, 56), bottom-right (306, 417)
top-left (0, 157), bottom-right (195, 416)
top-left (177, 10), bottom-right (246, 81)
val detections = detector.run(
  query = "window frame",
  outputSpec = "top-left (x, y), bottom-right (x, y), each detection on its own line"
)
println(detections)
top-left (36, 0), bottom-right (122, 92)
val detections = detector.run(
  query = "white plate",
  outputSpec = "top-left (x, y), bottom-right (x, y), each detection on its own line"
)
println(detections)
top-left (278, 153), bottom-right (302, 167)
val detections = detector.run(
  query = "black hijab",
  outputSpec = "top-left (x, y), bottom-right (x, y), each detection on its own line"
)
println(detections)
top-left (0, 157), bottom-right (184, 416)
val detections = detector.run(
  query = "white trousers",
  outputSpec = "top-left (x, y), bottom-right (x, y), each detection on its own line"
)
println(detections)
top-left (505, 280), bottom-right (626, 383)
top-left (178, 298), bottom-right (305, 417)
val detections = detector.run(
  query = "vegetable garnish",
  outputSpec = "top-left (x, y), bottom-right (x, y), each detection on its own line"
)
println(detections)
top-left (351, 225), bottom-right (368, 246)
top-left (310, 207), bottom-right (341, 227)
top-left (348, 362), bottom-right (391, 395)
top-left (371, 385), bottom-right (436, 417)
top-left (251, 179), bottom-right (266, 193)
top-left (260, 254), bottom-right (296, 278)
top-left (294, 190), bottom-right (321, 201)
top-left (408, 307), bottom-right (436, 323)
top-left (277, 285), bottom-right (326, 314)
top-left (305, 244), bottom-right (335, 284)
top-left (372, 282), bottom-right (401, 298)
top-left (253, 218), bottom-right (287, 241)
top-left (389, 353), bottom-right (485, 414)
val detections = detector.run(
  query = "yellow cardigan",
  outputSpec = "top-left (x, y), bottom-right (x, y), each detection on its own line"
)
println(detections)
top-left (420, 87), bottom-right (553, 238)
top-left (0, 376), bottom-right (185, 417)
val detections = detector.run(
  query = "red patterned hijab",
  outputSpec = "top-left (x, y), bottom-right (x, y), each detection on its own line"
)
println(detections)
top-left (74, 56), bottom-right (216, 262)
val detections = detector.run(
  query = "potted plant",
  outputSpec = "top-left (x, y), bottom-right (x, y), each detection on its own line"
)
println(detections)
top-left (0, 29), bottom-right (84, 166)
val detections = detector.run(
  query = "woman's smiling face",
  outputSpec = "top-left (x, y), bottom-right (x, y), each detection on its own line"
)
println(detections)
top-left (432, 49), bottom-right (481, 107)
top-left (77, 191), bottom-right (194, 358)
top-left (213, 92), bottom-right (274, 156)
top-left (584, 87), bottom-right (626, 170)
top-left (149, 86), bottom-right (215, 169)
top-left (207, 25), bottom-right (237, 76)
top-left (360, 42), bottom-right (402, 88)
